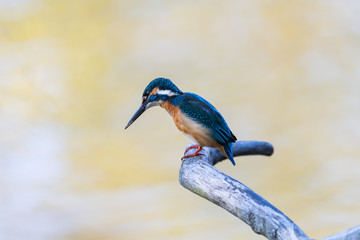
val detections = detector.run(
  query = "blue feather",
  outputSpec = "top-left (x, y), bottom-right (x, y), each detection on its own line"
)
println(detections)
top-left (171, 93), bottom-right (236, 145)
top-left (223, 142), bottom-right (235, 166)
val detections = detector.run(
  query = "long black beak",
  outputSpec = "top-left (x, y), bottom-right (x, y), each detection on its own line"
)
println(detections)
top-left (125, 102), bottom-right (147, 129)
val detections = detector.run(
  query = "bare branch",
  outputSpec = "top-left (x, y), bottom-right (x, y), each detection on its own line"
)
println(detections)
top-left (320, 225), bottom-right (360, 240)
top-left (178, 141), bottom-right (359, 240)
top-left (179, 141), bottom-right (308, 240)
top-left (208, 140), bottom-right (274, 166)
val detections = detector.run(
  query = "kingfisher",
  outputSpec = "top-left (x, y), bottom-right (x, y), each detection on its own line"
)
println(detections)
top-left (125, 78), bottom-right (237, 165)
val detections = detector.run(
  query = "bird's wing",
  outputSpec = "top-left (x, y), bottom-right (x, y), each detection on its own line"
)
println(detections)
top-left (179, 93), bottom-right (236, 145)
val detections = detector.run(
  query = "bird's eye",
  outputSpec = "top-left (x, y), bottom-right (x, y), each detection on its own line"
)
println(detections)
top-left (142, 95), bottom-right (148, 103)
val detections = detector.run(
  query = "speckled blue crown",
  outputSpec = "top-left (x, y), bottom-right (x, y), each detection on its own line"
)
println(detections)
top-left (143, 78), bottom-right (183, 95)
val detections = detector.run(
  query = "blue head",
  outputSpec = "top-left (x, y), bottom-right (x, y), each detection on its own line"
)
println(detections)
top-left (125, 78), bottom-right (183, 129)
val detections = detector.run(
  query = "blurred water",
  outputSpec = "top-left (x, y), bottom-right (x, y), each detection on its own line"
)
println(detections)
top-left (1, 1), bottom-right (360, 239)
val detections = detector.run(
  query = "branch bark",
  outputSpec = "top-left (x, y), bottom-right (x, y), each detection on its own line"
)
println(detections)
top-left (178, 141), bottom-right (359, 240)
top-left (320, 225), bottom-right (360, 240)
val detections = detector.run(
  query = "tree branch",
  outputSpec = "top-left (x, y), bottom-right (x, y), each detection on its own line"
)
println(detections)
top-left (207, 140), bottom-right (274, 166)
top-left (320, 225), bottom-right (360, 240)
top-left (178, 141), bottom-right (359, 240)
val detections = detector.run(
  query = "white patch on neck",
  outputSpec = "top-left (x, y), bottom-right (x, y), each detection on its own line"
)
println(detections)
top-left (157, 89), bottom-right (178, 97)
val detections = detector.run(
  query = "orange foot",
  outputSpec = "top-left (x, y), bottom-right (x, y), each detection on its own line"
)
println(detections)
top-left (182, 145), bottom-right (204, 160)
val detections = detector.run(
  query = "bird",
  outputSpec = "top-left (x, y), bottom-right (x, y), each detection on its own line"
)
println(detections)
top-left (125, 77), bottom-right (237, 165)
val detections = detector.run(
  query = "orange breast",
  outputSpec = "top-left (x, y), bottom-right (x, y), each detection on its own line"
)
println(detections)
top-left (160, 101), bottom-right (220, 148)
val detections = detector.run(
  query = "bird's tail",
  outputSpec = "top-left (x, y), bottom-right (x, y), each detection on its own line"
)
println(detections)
top-left (223, 142), bottom-right (235, 166)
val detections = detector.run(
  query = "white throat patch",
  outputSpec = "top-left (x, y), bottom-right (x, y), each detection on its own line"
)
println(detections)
top-left (145, 101), bottom-right (159, 110)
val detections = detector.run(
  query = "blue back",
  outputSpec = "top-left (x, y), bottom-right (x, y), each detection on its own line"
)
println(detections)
top-left (170, 92), bottom-right (236, 145)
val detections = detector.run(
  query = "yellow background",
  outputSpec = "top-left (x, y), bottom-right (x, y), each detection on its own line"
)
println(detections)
top-left (1, 0), bottom-right (359, 239)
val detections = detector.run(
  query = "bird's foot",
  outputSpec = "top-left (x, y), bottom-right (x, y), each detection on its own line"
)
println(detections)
top-left (182, 145), bottom-right (204, 160)
top-left (184, 144), bottom-right (200, 154)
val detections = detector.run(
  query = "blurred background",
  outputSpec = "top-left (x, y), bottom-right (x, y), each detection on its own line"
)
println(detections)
top-left (1, 0), bottom-right (360, 239)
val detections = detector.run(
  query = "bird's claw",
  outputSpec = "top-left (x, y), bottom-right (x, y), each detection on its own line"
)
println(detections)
top-left (182, 145), bottom-right (204, 160)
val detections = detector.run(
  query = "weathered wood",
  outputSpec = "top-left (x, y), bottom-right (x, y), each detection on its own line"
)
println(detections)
top-left (179, 141), bottom-right (309, 240)
top-left (207, 140), bottom-right (274, 166)
top-left (178, 141), bottom-right (359, 240)
top-left (320, 225), bottom-right (360, 240)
